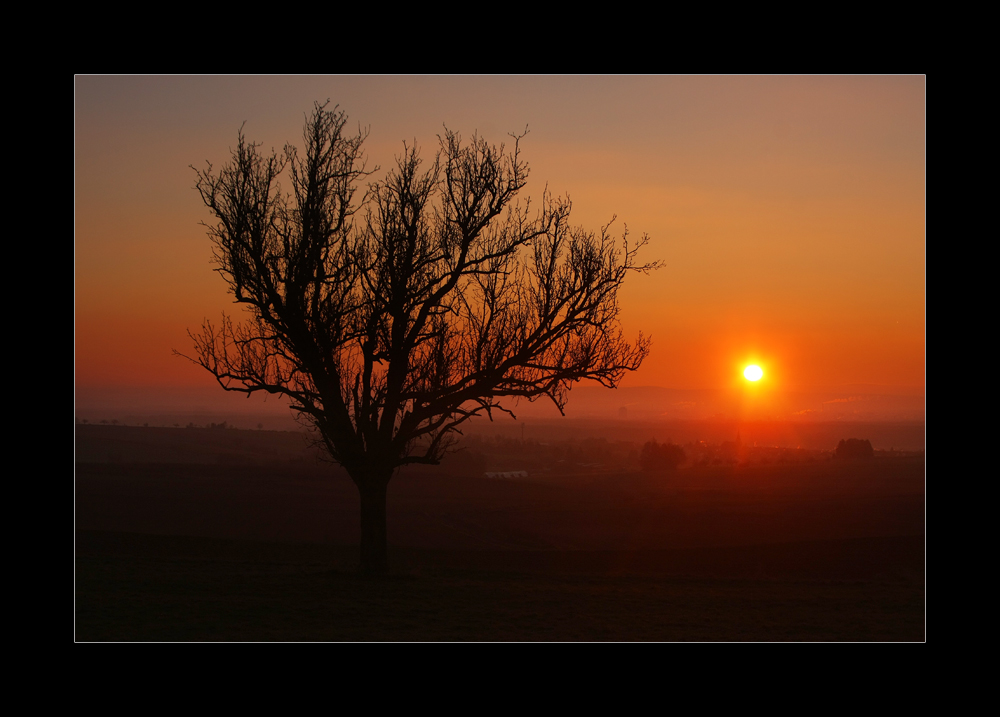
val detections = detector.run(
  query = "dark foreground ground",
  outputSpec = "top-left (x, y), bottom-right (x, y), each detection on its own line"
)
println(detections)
top-left (75, 426), bottom-right (924, 641)
top-left (77, 531), bottom-right (922, 641)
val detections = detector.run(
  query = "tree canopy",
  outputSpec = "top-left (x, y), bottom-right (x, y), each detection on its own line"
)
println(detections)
top-left (640, 440), bottom-right (686, 471)
top-left (836, 438), bottom-right (874, 460)
top-left (188, 102), bottom-right (658, 573)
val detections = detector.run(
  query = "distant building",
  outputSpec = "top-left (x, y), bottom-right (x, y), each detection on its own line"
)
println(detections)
top-left (484, 471), bottom-right (529, 479)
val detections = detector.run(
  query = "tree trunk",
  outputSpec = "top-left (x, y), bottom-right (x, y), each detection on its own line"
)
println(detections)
top-left (358, 479), bottom-right (389, 576)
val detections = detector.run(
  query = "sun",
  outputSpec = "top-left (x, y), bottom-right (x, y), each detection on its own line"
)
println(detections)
top-left (743, 364), bottom-right (763, 381)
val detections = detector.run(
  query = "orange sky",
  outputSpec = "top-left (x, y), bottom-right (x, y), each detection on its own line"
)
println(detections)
top-left (76, 76), bottom-right (924, 409)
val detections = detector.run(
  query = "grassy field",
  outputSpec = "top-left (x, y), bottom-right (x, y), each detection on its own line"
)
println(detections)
top-left (76, 532), bottom-right (922, 642)
top-left (75, 425), bottom-right (924, 641)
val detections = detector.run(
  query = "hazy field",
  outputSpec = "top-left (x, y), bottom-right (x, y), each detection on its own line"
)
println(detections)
top-left (75, 424), bottom-right (924, 641)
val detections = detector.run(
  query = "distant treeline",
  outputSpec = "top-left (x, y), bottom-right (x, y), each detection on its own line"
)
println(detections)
top-left (459, 433), bottom-right (916, 473)
top-left (75, 422), bottom-right (921, 473)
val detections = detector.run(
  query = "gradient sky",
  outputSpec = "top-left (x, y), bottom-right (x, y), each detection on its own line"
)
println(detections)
top-left (76, 76), bottom-right (924, 408)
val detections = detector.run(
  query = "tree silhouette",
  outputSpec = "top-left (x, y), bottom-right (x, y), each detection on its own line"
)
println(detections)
top-left (836, 438), bottom-right (874, 460)
top-left (186, 102), bottom-right (658, 574)
top-left (640, 440), bottom-right (686, 471)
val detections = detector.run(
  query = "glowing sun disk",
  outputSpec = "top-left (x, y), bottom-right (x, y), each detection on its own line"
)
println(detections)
top-left (744, 365), bottom-right (763, 381)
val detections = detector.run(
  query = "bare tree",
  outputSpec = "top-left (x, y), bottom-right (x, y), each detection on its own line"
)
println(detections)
top-left (186, 102), bottom-right (658, 574)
